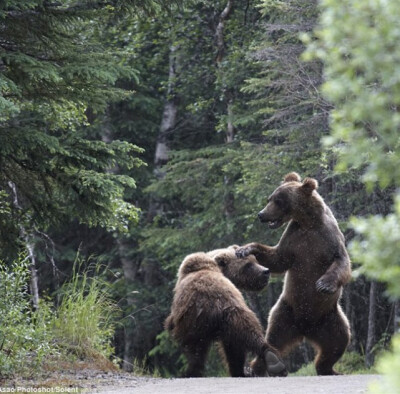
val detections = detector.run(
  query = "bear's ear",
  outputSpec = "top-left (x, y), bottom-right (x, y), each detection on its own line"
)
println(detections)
top-left (301, 177), bottom-right (318, 195)
top-left (215, 255), bottom-right (227, 268)
top-left (228, 244), bottom-right (239, 251)
top-left (283, 172), bottom-right (301, 183)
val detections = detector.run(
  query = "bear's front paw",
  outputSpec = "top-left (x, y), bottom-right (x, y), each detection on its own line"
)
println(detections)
top-left (235, 246), bottom-right (252, 258)
top-left (316, 277), bottom-right (338, 294)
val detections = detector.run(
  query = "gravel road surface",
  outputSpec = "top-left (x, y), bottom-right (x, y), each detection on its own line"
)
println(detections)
top-left (90, 374), bottom-right (381, 394)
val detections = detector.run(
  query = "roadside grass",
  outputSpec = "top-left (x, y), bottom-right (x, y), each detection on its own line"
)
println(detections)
top-left (0, 257), bottom-right (54, 377)
top-left (291, 351), bottom-right (376, 376)
top-left (52, 261), bottom-right (120, 367)
top-left (132, 357), bottom-right (162, 378)
top-left (0, 256), bottom-right (119, 379)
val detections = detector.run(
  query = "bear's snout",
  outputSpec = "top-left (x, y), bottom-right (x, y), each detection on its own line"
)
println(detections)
top-left (258, 210), bottom-right (268, 222)
top-left (262, 268), bottom-right (270, 278)
top-left (258, 206), bottom-right (285, 229)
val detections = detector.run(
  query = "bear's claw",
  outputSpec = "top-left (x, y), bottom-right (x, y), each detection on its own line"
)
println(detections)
top-left (315, 278), bottom-right (337, 294)
top-left (265, 351), bottom-right (288, 377)
top-left (235, 247), bottom-right (250, 258)
top-left (244, 366), bottom-right (256, 377)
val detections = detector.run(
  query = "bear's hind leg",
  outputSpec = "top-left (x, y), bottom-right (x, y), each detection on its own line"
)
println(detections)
top-left (307, 307), bottom-right (350, 375)
top-left (221, 340), bottom-right (246, 377)
top-left (183, 340), bottom-right (211, 378)
top-left (251, 299), bottom-right (303, 376)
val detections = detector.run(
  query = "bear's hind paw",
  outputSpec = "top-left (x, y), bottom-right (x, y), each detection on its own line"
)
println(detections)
top-left (265, 351), bottom-right (288, 377)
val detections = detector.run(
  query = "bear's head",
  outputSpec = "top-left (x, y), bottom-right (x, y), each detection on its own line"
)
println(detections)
top-left (177, 246), bottom-right (270, 291)
top-left (257, 172), bottom-right (319, 229)
top-left (208, 245), bottom-right (270, 291)
top-left (177, 252), bottom-right (220, 281)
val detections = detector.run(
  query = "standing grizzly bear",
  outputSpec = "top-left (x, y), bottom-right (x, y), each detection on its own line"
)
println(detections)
top-left (165, 246), bottom-right (287, 377)
top-left (236, 173), bottom-right (352, 376)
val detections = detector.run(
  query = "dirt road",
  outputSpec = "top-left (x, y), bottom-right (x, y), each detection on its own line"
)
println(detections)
top-left (91, 374), bottom-right (381, 394)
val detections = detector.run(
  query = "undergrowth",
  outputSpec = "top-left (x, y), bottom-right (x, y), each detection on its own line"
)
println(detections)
top-left (291, 351), bottom-right (376, 376)
top-left (0, 256), bottom-right (119, 378)
top-left (0, 258), bottom-right (53, 377)
top-left (53, 261), bottom-right (119, 363)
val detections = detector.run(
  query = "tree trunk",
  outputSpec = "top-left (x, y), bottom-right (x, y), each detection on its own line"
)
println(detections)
top-left (394, 300), bottom-right (400, 334)
top-left (121, 42), bottom-right (180, 370)
top-left (101, 121), bottom-right (140, 371)
top-left (343, 286), bottom-right (351, 319)
top-left (148, 44), bottom-right (179, 222)
top-left (215, 0), bottom-right (234, 142)
top-left (118, 238), bottom-right (140, 372)
top-left (215, 1), bottom-right (235, 220)
top-left (215, 1), bottom-right (234, 64)
top-left (8, 181), bottom-right (40, 309)
top-left (215, 0), bottom-right (234, 138)
top-left (26, 241), bottom-right (40, 309)
top-left (226, 100), bottom-right (235, 143)
top-left (365, 280), bottom-right (377, 367)
top-left (223, 100), bottom-right (235, 218)
top-left (154, 44), bottom-right (178, 169)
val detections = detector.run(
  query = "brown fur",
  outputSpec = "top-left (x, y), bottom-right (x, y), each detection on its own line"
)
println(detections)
top-left (237, 173), bottom-right (352, 376)
top-left (165, 246), bottom-right (287, 377)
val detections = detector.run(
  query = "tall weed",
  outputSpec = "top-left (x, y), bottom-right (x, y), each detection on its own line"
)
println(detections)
top-left (0, 256), bottom-right (120, 378)
top-left (52, 261), bottom-right (119, 363)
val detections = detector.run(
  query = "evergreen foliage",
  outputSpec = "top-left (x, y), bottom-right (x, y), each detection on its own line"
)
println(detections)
top-left (0, 1), bottom-right (149, 256)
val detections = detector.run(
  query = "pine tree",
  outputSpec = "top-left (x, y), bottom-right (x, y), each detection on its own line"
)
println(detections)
top-left (0, 1), bottom-right (169, 256)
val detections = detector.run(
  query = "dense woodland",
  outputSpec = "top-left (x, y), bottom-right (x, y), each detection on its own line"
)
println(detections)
top-left (0, 0), bottom-right (399, 384)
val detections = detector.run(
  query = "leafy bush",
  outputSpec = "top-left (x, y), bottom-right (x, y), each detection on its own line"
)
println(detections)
top-left (306, 0), bottom-right (400, 390)
top-left (0, 257), bottom-right (54, 377)
top-left (369, 334), bottom-right (400, 393)
top-left (0, 256), bottom-right (120, 377)
top-left (350, 196), bottom-right (400, 299)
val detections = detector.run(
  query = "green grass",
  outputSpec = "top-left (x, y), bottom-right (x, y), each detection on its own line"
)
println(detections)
top-left (132, 357), bottom-right (162, 377)
top-left (291, 351), bottom-right (376, 376)
top-left (52, 262), bottom-right (120, 364)
top-left (0, 256), bottom-right (120, 378)
top-left (0, 257), bottom-right (54, 377)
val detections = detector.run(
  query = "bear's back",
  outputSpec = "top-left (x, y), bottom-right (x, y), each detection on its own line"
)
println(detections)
top-left (171, 269), bottom-right (246, 339)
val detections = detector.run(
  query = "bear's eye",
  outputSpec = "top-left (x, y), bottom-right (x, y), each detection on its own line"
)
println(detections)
top-left (243, 262), bottom-right (253, 272)
top-left (217, 258), bottom-right (227, 268)
top-left (273, 193), bottom-right (288, 210)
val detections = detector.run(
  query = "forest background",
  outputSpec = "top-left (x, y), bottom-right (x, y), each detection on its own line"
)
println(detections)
top-left (0, 0), bottom-right (399, 389)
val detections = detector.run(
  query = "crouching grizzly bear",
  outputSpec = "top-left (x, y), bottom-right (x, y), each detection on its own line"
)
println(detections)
top-left (236, 173), bottom-right (352, 376)
top-left (165, 246), bottom-right (287, 377)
